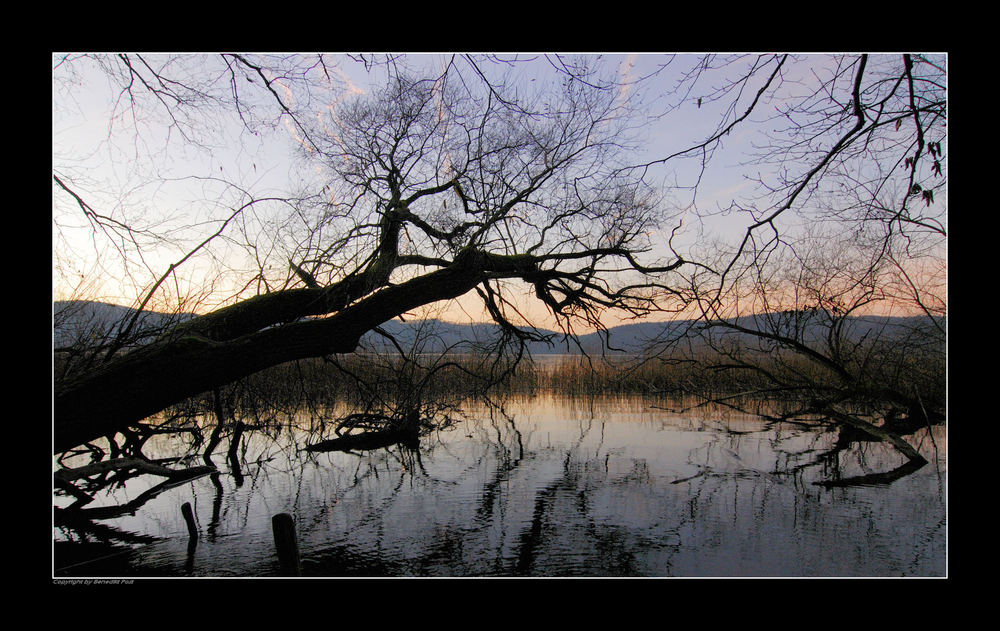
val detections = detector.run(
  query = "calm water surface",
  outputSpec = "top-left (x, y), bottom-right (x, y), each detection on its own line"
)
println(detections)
top-left (53, 393), bottom-right (946, 577)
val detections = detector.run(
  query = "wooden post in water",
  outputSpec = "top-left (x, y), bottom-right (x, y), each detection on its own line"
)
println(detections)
top-left (272, 513), bottom-right (301, 576)
top-left (181, 501), bottom-right (199, 572)
top-left (181, 502), bottom-right (198, 541)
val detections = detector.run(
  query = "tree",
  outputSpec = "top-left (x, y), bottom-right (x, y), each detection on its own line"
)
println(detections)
top-left (641, 53), bottom-right (946, 466)
top-left (660, 231), bottom-right (944, 463)
top-left (52, 53), bottom-right (946, 466)
top-left (53, 54), bottom-right (687, 453)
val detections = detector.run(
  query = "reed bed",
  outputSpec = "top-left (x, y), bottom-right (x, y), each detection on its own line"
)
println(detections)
top-left (158, 342), bottom-right (944, 433)
top-left (187, 351), bottom-right (839, 405)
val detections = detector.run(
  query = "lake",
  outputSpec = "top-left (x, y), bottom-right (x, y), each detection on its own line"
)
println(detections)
top-left (53, 392), bottom-right (946, 578)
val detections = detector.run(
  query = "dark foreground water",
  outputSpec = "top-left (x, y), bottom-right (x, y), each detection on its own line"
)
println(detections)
top-left (53, 393), bottom-right (946, 578)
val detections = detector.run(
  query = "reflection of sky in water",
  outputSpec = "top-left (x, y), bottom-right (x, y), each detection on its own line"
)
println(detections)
top-left (53, 394), bottom-right (946, 577)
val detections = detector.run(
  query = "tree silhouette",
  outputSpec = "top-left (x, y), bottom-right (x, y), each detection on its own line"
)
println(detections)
top-left (53, 53), bottom-right (945, 460)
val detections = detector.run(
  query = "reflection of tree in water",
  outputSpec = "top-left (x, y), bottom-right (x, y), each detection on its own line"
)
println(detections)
top-left (489, 398), bottom-right (945, 576)
top-left (666, 415), bottom-right (944, 575)
top-left (53, 336), bottom-right (476, 574)
top-left (510, 465), bottom-right (651, 576)
top-left (54, 389), bottom-right (945, 577)
top-left (470, 406), bottom-right (673, 576)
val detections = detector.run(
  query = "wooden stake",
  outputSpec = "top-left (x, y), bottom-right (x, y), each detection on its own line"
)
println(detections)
top-left (181, 502), bottom-right (198, 541)
top-left (272, 513), bottom-right (301, 576)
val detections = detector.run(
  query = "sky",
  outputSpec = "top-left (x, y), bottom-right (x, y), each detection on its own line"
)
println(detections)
top-left (52, 53), bottom-right (946, 330)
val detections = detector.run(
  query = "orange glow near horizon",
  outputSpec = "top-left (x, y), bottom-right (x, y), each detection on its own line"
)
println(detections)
top-left (54, 265), bottom-right (946, 333)
top-left (53, 54), bottom-right (946, 335)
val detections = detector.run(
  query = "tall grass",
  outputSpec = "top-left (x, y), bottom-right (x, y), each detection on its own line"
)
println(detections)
top-left (195, 351), bottom-right (840, 404)
top-left (152, 331), bottom-right (944, 440)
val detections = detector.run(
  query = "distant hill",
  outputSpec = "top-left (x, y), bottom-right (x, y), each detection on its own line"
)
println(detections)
top-left (52, 300), bottom-right (195, 349)
top-left (53, 300), bottom-right (942, 355)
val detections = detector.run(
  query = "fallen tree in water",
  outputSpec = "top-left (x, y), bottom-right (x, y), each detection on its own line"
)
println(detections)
top-left (54, 458), bottom-right (216, 517)
top-left (813, 458), bottom-right (928, 488)
top-left (303, 410), bottom-right (422, 453)
top-left (54, 457), bottom-right (215, 484)
top-left (303, 428), bottom-right (420, 453)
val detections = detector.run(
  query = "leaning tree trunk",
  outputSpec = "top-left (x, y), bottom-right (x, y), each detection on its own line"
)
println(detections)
top-left (54, 250), bottom-right (501, 453)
